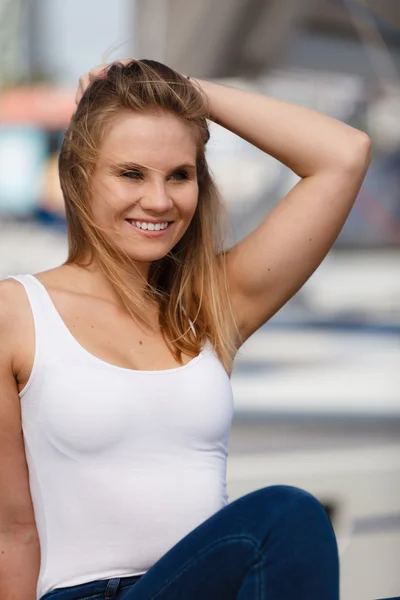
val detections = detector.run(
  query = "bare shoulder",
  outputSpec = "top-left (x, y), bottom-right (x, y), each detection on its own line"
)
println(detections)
top-left (0, 278), bottom-right (27, 323)
top-left (0, 278), bottom-right (33, 377)
top-left (0, 268), bottom-right (67, 388)
top-left (0, 266), bottom-right (65, 308)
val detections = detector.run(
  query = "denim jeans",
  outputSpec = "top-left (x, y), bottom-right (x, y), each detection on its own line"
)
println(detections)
top-left (40, 485), bottom-right (339, 600)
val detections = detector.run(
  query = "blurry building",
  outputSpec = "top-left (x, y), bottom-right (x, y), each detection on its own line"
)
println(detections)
top-left (137, 0), bottom-right (400, 78)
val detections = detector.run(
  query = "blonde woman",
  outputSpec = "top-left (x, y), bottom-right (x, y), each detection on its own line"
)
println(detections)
top-left (0, 59), bottom-right (371, 600)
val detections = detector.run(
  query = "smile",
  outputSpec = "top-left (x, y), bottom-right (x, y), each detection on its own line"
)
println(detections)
top-left (125, 219), bottom-right (173, 237)
top-left (126, 219), bottom-right (170, 231)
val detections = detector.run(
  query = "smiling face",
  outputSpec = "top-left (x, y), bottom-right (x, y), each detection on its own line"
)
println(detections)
top-left (90, 110), bottom-right (199, 269)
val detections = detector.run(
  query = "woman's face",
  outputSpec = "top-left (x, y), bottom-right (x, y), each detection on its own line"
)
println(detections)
top-left (91, 110), bottom-right (199, 265)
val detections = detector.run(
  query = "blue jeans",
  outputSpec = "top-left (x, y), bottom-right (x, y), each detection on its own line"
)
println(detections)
top-left (40, 485), bottom-right (339, 600)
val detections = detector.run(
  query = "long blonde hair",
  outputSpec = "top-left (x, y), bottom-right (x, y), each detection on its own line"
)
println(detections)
top-left (58, 59), bottom-right (238, 371)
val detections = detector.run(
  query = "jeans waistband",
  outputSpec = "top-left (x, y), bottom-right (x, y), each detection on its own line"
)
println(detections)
top-left (40, 574), bottom-right (143, 600)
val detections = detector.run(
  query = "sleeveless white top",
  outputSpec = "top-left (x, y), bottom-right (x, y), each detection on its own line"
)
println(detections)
top-left (7, 274), bottom-right (234, 600)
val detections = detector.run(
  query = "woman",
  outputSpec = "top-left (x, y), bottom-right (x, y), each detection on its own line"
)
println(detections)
top-left (0, 59), bottom-right (371, 600)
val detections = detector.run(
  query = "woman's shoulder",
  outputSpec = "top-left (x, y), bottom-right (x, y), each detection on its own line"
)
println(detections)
top-left (0, 268), bottom-right (65, 383)
top-left (0, 277), bottom-right (28, 317)
top-left (0, 266), bottom-right (64, 346)
top-left (0, 278), bottom-right (32, 377)
top-left (0, 266), bottom-right (61, 303)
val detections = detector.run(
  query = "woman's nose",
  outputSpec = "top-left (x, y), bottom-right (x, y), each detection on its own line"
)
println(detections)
top-left (140, 181), bottom-right (173, 212)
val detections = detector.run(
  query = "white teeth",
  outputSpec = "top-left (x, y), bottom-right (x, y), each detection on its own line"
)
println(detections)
top-left (127, 220), bottom-right (169, 231)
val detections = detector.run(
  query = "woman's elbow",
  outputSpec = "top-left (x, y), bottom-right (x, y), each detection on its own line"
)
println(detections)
top-left (343, 131), bottom-right (372, 173)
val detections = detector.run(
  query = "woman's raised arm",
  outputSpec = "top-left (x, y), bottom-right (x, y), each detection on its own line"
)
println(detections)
top-left (195, 78), bottom-right (371, 344)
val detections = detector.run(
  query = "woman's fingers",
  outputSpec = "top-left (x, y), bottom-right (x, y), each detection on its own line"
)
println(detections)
top-left (75, 64), bottom-right (108, 105)
top-left (75, 59), bottom-right (137, 105)
top-left (75, 74), bottom-right (89, 105)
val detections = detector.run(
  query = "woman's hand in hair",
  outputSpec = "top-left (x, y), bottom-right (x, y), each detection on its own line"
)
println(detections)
top-left (75, 59), bottom-right (136, 105)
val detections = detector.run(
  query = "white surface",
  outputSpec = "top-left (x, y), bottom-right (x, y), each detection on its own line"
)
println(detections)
top-left (232, 364), bottom-right (400, 415)
top-left (232, 328), bottom-right (400, 416)
top-left (227, 444), bottom-right (400, 600)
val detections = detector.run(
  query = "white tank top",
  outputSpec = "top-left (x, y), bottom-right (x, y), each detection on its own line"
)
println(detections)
top-left (7, 274), bottom-right (234, 600)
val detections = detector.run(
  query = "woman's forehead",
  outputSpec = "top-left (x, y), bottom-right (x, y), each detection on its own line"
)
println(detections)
top-left (104, 111), bottom-right (196, 145)
top-left (99, 111), bottom-right (197, 165)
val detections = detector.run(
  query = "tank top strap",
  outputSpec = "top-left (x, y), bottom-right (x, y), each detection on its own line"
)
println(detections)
top-left (6, 274), bottom-right (68, 362)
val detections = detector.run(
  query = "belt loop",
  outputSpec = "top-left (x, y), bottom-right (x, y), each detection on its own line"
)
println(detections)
top-left (105, 577), bottom-right (121, 599)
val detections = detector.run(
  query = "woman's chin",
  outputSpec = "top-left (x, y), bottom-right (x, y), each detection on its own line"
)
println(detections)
top-left (119, 244), bottom-right (171, 263)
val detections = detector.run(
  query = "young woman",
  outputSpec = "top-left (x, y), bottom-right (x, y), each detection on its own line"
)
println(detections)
top-left (0, 59), bottom-right (371, 600)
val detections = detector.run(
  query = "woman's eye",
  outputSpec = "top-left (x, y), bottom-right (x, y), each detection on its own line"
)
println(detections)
top-left (170, 170), bottom-right (189, 181)
top-left (119, 170), bottom-right (191, 181)
top-left (121, 171), bottom-right (142, 180)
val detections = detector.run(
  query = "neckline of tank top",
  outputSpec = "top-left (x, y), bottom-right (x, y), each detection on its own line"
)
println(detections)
top-left (26, 274), bottom-right (210, 376)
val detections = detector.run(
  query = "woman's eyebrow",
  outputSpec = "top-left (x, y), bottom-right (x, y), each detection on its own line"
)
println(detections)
top-left (110, 162), bottom-right (196, 174)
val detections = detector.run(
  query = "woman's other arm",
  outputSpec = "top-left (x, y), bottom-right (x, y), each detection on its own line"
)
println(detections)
top-left (0, 280), bottom-right (40, 600)
top-left (196, 79), bottom-right (371, 344)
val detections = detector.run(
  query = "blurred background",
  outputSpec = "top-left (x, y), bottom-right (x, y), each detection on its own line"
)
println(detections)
top-left (0, 0), bottom-right (399, 598)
